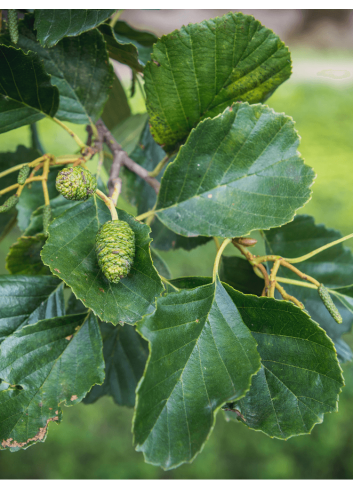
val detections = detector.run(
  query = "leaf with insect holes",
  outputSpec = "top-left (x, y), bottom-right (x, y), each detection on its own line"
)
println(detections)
top-left (41, 196), bottom-right (163, 325)
top-left (0, 313), bottom-right (104, 451)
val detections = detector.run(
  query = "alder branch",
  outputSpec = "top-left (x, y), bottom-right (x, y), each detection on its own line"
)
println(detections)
top-left (95, 119), bottom-right (160, 194)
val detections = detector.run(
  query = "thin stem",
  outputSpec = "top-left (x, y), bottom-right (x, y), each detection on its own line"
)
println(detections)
top-left (252, 265), bottom-right (318, 289)
top-left (280, 261), bottom-right (320, 287)
top-left (160, 275), bottom-right (179, 291)
top-left (213, 237), bottom-right (220, 251)
top-left (284, 233), bottom-right (353, 264)
top-left (252, 254), bottom-right (281, 265)
top-left (52, 117), bottom-right (86, 150)
top-left (136, 209), bottom-right (157, 221)
top-left (0, 176), bottom-right (47, 197)
top-left (275, 282), bottom-right (304, 309)
top-left (148, 155), bottom-right (169, 178)
top-left (146, 203), bottom-right (157, 226)
top-left (41, 158), bottom-right (50, 206)
top-left (212, 238), bottom-right (232, 282)
top-left (96, 147), bottom-right (105, 179)
top-left (268, 259), bottom-right (281, 298)
top-left (276, 277), bottom-right (317, 289)
top-left (109, 9), bottom-right (124, 28)
top-left (0, 155), bottom-right (47, 179)
top-left (111, 179), bottom-right (122, 206)
top-left (0, 183), bottom-right (19, 196)
top-left (95, 189), bottom-right (118, 221)
top-left (256, 263), bottom-right (270, 295)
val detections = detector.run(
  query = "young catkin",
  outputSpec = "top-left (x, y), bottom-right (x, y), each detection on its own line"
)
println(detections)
top-left (95, 220), bottom-right (135, 284)
top-left (43, 205), bottom-right (52, 235)
top-left (0, 194), bottom-right (19, 213)
top-left (8, 10), bottom-right (19, 45)
top-left (318, 284), bottom-right (342, 324)
top-left (17, 165), bottom-right (30, 185)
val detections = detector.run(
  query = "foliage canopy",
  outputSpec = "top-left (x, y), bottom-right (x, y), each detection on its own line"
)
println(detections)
top-left (0, 9), bottom-right (351, 471)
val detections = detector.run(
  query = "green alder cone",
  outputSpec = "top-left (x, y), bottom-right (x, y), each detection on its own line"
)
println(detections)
top-left (318, 284), bottom-right (343, 324)
top-left (17, 164), bottom-right (30, 184)
top-left (96, 220), bottom-right (135, 284)
top-left (56, 167), bottom-right (97, 201)
top-left (8, 9), bottom-right (19, 44)
top-left (0, 194), bottom-right (19, 213)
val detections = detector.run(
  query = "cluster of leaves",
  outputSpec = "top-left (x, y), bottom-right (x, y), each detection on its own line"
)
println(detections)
top-left (0, 9), bottom-right (352, 471)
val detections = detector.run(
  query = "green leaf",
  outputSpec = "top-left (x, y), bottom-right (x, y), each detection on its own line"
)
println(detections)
top-left (101, 75), bottom-right (131, 130)
top-left (151, 248), bottom-right (171, 279)
top-left (220, 256), bottom-right (264, 296)
top-left (0, 45), bottom-right (59, 134)
top-left (0, 146), bottom-right (41, 242)
top-left (66, 293), bottom-right (88, 315)
top-left (23, 194), bottom-right (75, 236)
top-left (6, 233), bottom-right (50, 275)
top-left (108, 113), bottom-right (149, 162)
top-left (125, 122), bottom-right (211, 251)
top-left (1, 15), bottom-right (114, 124)
top-left (0, 276), bottom-right (64, 342)
top-left (331, 286), bottom-right (353, 315)
top-left (145, 12), bottom-right (291, 151)
top-left (34, 9), bottom-right (115, 47)
top-left (100, 20), bottom-right (157, 71)
top-left (16, 165), bottom-right (61, 231)
top-left (163, 276), bottom-right (213, 294)
top-left (155, 103), bottom-right (315, 238)
top-left (169, 276), bottom-right (212, 290)
top-left (0, 313), bottom-right (104, 450)
top-left (264, 215), bottom-right (353, 363)
top-left (222, 284), bottom-right (344, 440)
top-left (84, 322), bottom-right (148, 407)
top-left (133, 277), bottom-right (261, 470)
top-left (41, 196), bottom-right (163, 325)
top-left (23, 178), bottom-right (107, 236)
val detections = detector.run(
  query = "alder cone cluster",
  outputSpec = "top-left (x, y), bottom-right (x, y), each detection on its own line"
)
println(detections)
top-left (56, 167), bottom-right (97, 201)
top-left (95, 220), bottom-right (135, 284)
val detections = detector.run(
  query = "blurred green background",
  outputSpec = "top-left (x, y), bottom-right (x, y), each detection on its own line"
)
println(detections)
top-left (1, 14), bottom-right (353, 479)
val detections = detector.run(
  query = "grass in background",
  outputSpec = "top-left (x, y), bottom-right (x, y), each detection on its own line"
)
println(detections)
top-left (0, 64), bottom-right (353, 478)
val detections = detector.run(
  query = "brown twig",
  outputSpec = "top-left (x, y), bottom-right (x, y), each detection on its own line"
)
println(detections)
top-left (269, 259), bottom-right (282, 298)
top-left (275, 282), bottom-right (304, 309)
top-left (256, 263), bottom-right (270, 296)
top-left (95, 119), bottom-right (160, 194)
